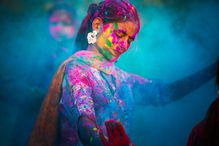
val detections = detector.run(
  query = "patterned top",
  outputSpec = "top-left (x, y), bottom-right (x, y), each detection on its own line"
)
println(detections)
top-left (59, 50), bottom-right (170, 145)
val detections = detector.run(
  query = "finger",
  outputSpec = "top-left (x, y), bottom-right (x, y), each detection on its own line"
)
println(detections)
top-left (99, 130), bottom-right (108, 146)
top-left (113, 122), bottom-right (121, 138)
top-left (116, 121), bottom-right (131, 143)
top-left (105, 120), bottom-right (116, 141)
top-left (116, 121), bottom-right (126, 136)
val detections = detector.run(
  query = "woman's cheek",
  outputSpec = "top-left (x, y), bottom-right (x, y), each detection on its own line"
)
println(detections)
top-left (101, 35), bottom-right (112, 48)
top-left (111, 33), bottom-right (119, 44)
top-left (98, 36), bottom-right (106, 47)
top-left (119, 41), bottom-right (125, 48)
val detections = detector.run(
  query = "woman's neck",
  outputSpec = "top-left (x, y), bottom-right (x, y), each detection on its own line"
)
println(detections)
top-left (86, 44), bottom-right (116, 63)
top-left (87, 44), bottom-right (101, 54)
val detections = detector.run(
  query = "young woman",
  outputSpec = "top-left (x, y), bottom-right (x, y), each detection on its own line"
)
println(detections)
top-left (29, 0), bottom-right (216, 146)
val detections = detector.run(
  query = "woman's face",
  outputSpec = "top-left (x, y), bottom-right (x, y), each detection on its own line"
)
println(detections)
top-left (49, 10), bottom-right (75, 42)
top-left (96, 21), bottom-right (139, 62)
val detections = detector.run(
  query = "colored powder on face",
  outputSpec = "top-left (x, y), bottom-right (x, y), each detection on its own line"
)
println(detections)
top-left (99, 36), bottom-right (105, 46)
top-left (105, 27), bottom-right (112, 34)
top-left (105, 38), bottom-right (112, 47)
top-left (97, 36), bottom-right (113, 59)
top-left (104, 27), bottom-right (113, 47)
top-left (111, 33), bottom-right (118, 44)
top-left (103, 24), bottom-right (110, 32)
top-left (108, 36), bottom-right (113, 43)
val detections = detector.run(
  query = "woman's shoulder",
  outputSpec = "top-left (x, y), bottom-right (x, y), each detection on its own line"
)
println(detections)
top-left (113, 66), bottom-right (131, 81)
top-left (66, 57), bottom-right (90, 69)
top-left (63, 52), bottom-right (93, 73)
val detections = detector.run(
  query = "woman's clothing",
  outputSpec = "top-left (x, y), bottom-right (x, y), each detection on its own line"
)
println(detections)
top-left (59, 50), bottom-right (170, 145)
top-left (29, 50), bottom-right (216, 146)
top-left (29, 50), bottom-right (171, 146)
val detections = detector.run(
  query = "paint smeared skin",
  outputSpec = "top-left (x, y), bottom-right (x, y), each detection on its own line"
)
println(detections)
top-left (96, 21), bottom-right (138, 62)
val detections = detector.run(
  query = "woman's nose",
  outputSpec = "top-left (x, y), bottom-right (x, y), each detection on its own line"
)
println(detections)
top-left (55, 24), bottom-right (63, 31)
top-left (123, 39), bottom-right (130, 50)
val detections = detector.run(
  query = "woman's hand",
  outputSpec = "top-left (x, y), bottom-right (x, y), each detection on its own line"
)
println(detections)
top-left (99, 119), bottom-right (135, 146)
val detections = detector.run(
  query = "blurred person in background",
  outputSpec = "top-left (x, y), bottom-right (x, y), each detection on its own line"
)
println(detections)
top-left (10, 1), bottom-right (80, 146)
top-left (36, 1), bottom-right (80, 94)
top-left (47, 1), bottom-right (79, 71)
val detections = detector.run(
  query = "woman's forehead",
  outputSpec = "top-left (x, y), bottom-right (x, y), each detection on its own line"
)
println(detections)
top-left (104, 21), bottom-right (139, 36)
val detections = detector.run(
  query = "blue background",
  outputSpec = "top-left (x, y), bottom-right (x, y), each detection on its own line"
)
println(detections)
top-left (0, 0), bottom-right (218, 146)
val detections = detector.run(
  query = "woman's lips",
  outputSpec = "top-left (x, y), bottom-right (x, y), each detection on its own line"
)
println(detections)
top-left (116, 46), bottom-right (126, 53)
top-left (112, 49), bottom-right (122, 57)
top-left (109, 47), bottom-right (126, 58)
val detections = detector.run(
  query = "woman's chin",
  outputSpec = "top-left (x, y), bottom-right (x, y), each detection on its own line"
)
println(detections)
top-left (108, 55), bottom-right (120, 62)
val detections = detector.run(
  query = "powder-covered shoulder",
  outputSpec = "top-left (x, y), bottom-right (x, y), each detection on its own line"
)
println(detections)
top-left (113, 66), bottom-right (130, 81)
top-left (65, 56), bottom-right (92, 76)
top-left (114, 66), bottom-right (152, 84)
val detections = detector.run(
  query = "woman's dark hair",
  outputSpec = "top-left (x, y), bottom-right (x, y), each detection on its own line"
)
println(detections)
top-left (202, 97), bottom-right (219, 146)
top-left (75, 0), bottom-right (140, 50)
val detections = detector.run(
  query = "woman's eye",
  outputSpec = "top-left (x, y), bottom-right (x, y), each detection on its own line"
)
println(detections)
top-left (115, 30), bottom-right (125, 38)
top-left (128, 38), bottom-right (134, 44)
